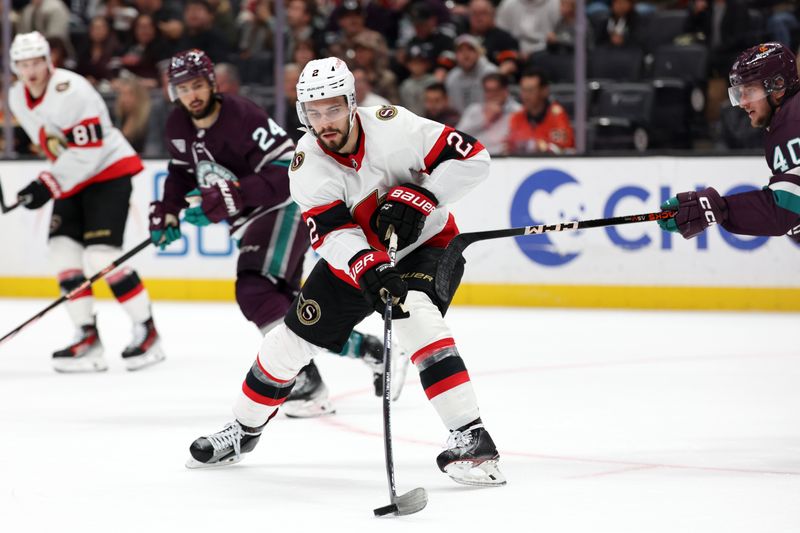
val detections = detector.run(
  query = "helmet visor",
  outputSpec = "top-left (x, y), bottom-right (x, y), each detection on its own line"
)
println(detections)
top-left (300, 100), bottom-right (350, 130)
top-left (728, 81), bottom-right (768, 106)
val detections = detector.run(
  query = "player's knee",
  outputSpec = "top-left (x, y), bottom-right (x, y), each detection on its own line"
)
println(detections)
top-left (236, 271), bottom-right (293, 330)
top-left (257, 323), bottom-right (319, 381)
top-left (393, 290), bottom-right (453, 358)
top-left (48, 236), bottom-right (83, 271)
top-left (84, 244), bottom-right (122, 273)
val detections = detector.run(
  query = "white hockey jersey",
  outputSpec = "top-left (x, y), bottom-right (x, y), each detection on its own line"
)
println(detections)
top-left (9, 68), bottom-right (143, 198)
top-left (289, 104), bottom-right (490, 285)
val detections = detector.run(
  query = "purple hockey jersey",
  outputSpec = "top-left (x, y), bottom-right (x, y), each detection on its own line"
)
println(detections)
top-left (162, 94), bottom-right (296, 236)
top-left (721, 92), bottom-right (800, 237)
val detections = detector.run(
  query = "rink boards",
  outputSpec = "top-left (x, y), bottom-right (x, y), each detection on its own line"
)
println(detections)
top-left (0, 156), bottom-right (797, 310)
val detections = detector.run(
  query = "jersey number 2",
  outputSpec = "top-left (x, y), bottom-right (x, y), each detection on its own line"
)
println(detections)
top-left (446, 131), bottom-right (473, 158)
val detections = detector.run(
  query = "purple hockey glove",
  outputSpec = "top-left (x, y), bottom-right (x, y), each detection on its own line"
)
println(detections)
top-left (660, 187), bottom-right (727, 239)
top-left (185, 180), bottom-right (243, 225)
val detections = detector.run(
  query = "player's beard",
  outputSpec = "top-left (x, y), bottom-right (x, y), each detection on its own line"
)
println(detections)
top-left (183, 96), bottom-right (218, 120)
top-left (317, 124), bottom-right (351, 152)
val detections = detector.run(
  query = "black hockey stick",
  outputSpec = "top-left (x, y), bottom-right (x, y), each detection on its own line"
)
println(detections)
top-left (434, 210), bottom-right (678, 301)
top-left (0, 237), bottom-right (153, 347)
top-left (0, 177), bottom-right (22, 214)
top-left (374, 230), bottom-right (428, 517)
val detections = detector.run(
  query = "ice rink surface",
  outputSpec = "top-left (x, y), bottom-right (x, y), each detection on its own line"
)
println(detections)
top-left (0, 299), bottom-right (798, 532)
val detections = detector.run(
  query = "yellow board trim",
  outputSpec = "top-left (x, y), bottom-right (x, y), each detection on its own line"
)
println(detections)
top-left (0, 277), bottom-right (798, 311)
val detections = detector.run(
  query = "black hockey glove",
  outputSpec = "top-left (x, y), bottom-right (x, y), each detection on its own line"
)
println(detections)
top-left (376, 183), bottom-right (438, 250)
top-left (349, 249), bottom-right (409, 318)
top-left (18, 173), bottom-right (57, 209)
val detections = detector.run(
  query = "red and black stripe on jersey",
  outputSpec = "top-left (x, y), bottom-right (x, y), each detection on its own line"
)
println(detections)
top-left (242, 357), bottom-right (296, 406)
top-left (302, 200), bottom-right (360, 250)
top-left (423, 126), bottom-right (485, 175)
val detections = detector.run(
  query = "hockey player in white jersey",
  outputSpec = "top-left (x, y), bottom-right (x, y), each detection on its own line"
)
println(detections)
top-left (187, 57), bottom-right (505, 487)
top-left (8, 32), bottom-right (165, 372)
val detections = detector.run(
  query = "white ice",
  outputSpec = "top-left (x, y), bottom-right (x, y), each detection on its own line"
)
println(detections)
top-left (0, 299), bottom-right (798, 532)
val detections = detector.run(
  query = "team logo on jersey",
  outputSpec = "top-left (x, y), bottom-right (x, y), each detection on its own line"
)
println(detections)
top-left (376, 106), bottom-right (398, 121)
top-left (291, 151), bottom-right (305, 171)
top-left (55, 81), bottom-right (70, 92)
top-left (171, 139), bottom-right (186, 153)
top-left (296, 293), bottom-right (321, 326)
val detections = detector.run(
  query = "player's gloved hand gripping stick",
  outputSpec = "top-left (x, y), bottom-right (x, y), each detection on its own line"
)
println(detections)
top-left (373, 228), bottom-right (428, 517)
top-left (434, 210), bottom-right (678, 301)
top-left (0, 238), bottom-right (153, 347)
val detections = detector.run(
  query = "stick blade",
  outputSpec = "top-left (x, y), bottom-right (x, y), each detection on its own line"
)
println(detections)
top-left (374, 487), bottom-right (428, 517)
top-left (434, 235), bottom-right (470, 301)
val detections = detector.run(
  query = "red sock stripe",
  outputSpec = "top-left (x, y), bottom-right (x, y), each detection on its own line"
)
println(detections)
top-left (255, 354), bottom-right (292, 384)
top-left (424, 370), bottom-right (470, 400)
top-left (242, 381), bottom-right (287, 406)
top-left (115, 283), bottom-right (144, 303)
top-left (69, 288), bottom-right (93, 300)
top-left (411, 337), bottom-right (456, 365)
top-left (57, 269), bottom-right (84, 282)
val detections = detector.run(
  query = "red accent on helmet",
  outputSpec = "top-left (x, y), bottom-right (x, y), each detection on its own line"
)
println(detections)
top-left (167, 49), bottom-right (216, 88)
top-left (729, 42), bottom-right (799, 96)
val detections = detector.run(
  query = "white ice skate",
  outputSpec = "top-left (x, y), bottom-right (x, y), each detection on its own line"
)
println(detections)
top-left (52, 324), bottom-right (108, 373)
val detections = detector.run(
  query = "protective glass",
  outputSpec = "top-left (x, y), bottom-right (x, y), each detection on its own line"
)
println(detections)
top-left (728, 81), bottom-right (768, 106)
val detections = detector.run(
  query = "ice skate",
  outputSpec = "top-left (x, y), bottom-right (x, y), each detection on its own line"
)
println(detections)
top-left (52, 323), bottom-right (108, 373)
top-left (186, 420), bottom-right (264, 469)
top-left (362, 335), bottom-right (410, 400)
top-left (282, 360), bottom-right (335, 418)
top-left (121, 318), bottom-right (165, 371)
top-left (436, 420), bottom-right (506, 487)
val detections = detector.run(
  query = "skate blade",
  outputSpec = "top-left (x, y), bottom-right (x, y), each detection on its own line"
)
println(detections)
top-left (124, 343), bottom-right (166, 371)
top-left (282, 399), bottom-right (336, 419)
top-left (185, 454), bottom-right (243, 470)
top-left (443, 460), bottom-right (507, 487)
top-left (53, 347), bottom-right (108, 373)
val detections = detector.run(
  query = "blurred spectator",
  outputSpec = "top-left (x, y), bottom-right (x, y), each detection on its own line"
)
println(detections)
top-left (506, 68), bottom-right (574, 154)
top-left (134, 0), bottom-right (184, 43)
top-left (93, 0), bottom-right (140, 44)
top-left (119, 13), bottom-right (174, 86)
top-left (281, 62), bottom-right (306, 142)
top-left (178, 0), bottom-right (234, 62)
top-left (593, 0), bottom-right (646, 49)
top-left (353, 66), bottom-right (392, 106)
top-left (113, 77), bottom-right (152, 153)
top-left (400, 44), bottom-right (437, 115)
top-left (214, 62), bottom-right (241, 94)
top-left (326, 0), bottom-right (402, 48)
top-left (17, 0), bottom-right (74, 57)
top-left (292, 39), bottom-right (319, 69)
top-left (237, 0), bottom-right (273, 58)
top-left (496, 0), bottom-right (560, 56)
top-left (686, 0), bottom-right (751, 76)
top-left (445, 34), bottom-right (498, 112)
top-left (423, 82), bottom-right (461, 126)
top-left (456, 72), bottom-right (521, 154)
top-left (547, 0), bottom-right (593, 54)
top-left (353, 32), bottom-right (399, 102)
top-left (209, 0), bottom-right (238, 49)
top-left (326, 0), bottom-right (389, 65)
top-left (286, 0), bottom-right (326, 62)
top-left (403, 1), bottom-right (456, 79)
top-left (76, 16), bottom-right (122, 87)
top-left (47, 36), bottom-right (74, 69)
top-left (464, 0), bottom-right (519, 77)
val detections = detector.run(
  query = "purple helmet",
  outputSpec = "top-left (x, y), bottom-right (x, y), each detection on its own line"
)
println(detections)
top-left (167, 49), bottom-right (216, 101)
top-left (728, 42), bottom-right (799, 106)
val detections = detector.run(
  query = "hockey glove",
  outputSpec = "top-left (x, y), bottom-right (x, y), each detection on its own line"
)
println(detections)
top-left (149, 201), bottom-right (181, 250)
top-left (184, 181), bottom-right (243, 226)
top-left (349, 249), bottom-right (409, 318)
top-left (658, 187), bottom-right (727, 239)
top-left (376, 183), bottom-right (438, 250)
top-left (17, 173), bottom-right (57, 209)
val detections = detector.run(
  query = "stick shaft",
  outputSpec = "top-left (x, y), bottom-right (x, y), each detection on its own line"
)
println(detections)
top-left (380, 231), bottom-right (399, 501)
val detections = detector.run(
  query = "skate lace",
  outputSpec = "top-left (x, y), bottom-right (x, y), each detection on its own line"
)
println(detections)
top-left (206, 422), bottom-right (243, 457)
top-left (445, 428), bottom-right (475, 450)
top-left (125, 322), bottom-right (148, 350)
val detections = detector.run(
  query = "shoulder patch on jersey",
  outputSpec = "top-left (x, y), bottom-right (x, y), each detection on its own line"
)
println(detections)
top-left (291, 151), bottom-right (305, 171)
top-left (376, 105), bottom-right (398, 121)
top-left (171, 139), bottom-right (186, 153)
top-left (55, 81), bottom-right (70, 92)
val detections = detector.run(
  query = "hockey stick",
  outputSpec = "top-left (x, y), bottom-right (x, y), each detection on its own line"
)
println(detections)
top-left (373, 230), bottom-right (428, 517)
top-left (0, 237), bottom-right (153, 347)
top-left (0, 177), bottom-right (22, 214)
top-left (434, 210), bottom-right (677, 301)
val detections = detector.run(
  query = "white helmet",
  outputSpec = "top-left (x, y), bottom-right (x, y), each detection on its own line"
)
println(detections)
top-left (10, 31), bottom-right (52, 75)
top-left (296, 57), bottom-right (357, 136)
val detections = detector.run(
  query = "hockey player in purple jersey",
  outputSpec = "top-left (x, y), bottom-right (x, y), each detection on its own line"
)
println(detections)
top-left (148, 49), bottom-right (389, 417)
top-left (659, 42), bottom-right (800, 239)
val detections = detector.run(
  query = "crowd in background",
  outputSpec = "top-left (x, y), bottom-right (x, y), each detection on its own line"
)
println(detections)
top-left (1, 0), bottom-right (799, 156)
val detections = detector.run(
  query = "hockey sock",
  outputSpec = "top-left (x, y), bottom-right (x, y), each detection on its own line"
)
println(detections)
top-left (338, 330), bottom-right (366, 358)
top-left (57, 269), bottom-right (95, 327)
top-left (106, 268), bottom-right (152, 323)
top-left (412, 337), bottom-right (480, 431)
